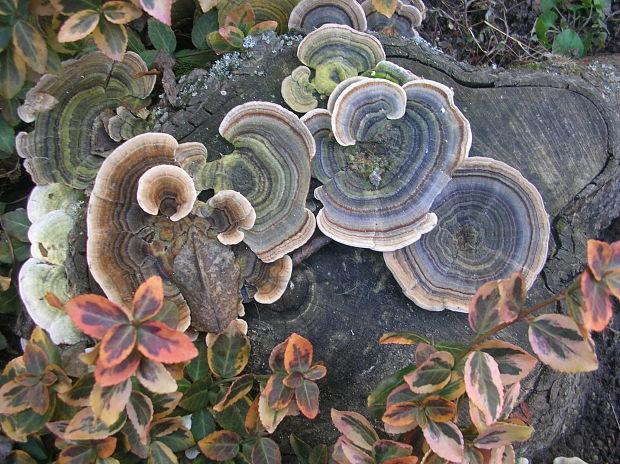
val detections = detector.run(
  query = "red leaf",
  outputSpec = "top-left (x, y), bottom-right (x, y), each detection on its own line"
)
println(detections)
top-left (304, 363), bottom-right (327, 381)
top-left (23, 344), bottom-right (48, 374)
top-left (284, 333), bottom-right (313, 373)
top-left (140, 0), bottom-right (172, 25)
top-left (268, 339), bottom-right (288, 371)
top-left (95, 350), bottom-right (140, 386)
top-left (65, 294), bottom-right (130, 339)
top-left (132, 275), bottom-right (163, 321)
top-left (581, 270), bottom-right (613, 332)
top-left (295, 379), bottom-right (319, 419)
top-left (587, 239), bottom-right (611, 280)
top-left (283, 371), bottom-right (304, 389)
top-left (99, 324), bottom-right (137, 368)
top-left (137, 321), bottom-right (198, 363)
top-left (25, 382), bottom-right (49, 415)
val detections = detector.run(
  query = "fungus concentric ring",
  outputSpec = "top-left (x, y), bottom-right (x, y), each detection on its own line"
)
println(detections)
top-left (384, 157), bottom-right (550, 312)
top-left (137, 165), bottom-right (197, 221)
top-left (288, 0), bottom-right (367, 33)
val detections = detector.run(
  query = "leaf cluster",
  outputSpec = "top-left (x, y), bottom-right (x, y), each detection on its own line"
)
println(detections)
top-left (0, 205), bottom-right (29, 322)
top-left (333, 239), bottom-right (617, 463)
top-left (534, 0), bottom-right (612, 57)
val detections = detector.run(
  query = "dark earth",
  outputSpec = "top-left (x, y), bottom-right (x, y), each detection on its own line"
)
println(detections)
top-left (0, 1), bottom-right (618, 463)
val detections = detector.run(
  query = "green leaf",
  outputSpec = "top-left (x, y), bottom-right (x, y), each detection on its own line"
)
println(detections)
top-left (127, 29), bottom-right (145, 53)
top-left (148, 18), bottom-right (176, 53)
top-left (464, 351), bottom-right (504, 425)
top-left (179, 376), bottom-right (214, 412)
top-left (2, 209), bottom-right (29, 242)
top-left (372, 440), bottom-right (413, 463)
top-left (0, 237), bottom-right (29, 264)
top-left (192, 10), bottom-right (218, 50)
top-left (0, 25), bottom-right (10, 53)
top-left (12, 21), bottom-right (47, 73)
top-left (528, 314), bottom-right (598, 372)
top-left (206, 30), bottom-right (239, 54)
top-left (197, 430), bottom-right (241, 461)
top-left (540, 0), bottom-right (557, 12)
top-left (290, 435), bottom-right (311, 464)
top-left (217, 26), bottom-right (243, 48)
top-left (0, 48), bottom-right (25, 99)
top-left (367, 364), bottom-right (416, 407)
top-left (45, 48), bottom-right (61, 75)
top-left (148, 441), bottom-right (177, 464)
top-left (18, 435), bottom-right (49, 460)
top-left (186, 340), bottom-right (209, 381)
top-left (139, 49), bottom-right (158, 68)
top-left (251, 437), bottom-right (281, 464)
top-left (0, 331), bottom-right (6, 350)
top-left (207, 327), bottom-right (250, 378)
top-left (191, 408), bottom-right (216, 441)
top-left (156, 427), bottom-right (195, 452)
top-left (213, 401), bottom-right (247, 435)
top-left (175, 49), bottom-right (215, 68)
top-left (552, 29), bottom-right (585, 57)
top-left (535, 11), bottom-right (558, 44)
top-left (433, 341), bottom-right (468, 359)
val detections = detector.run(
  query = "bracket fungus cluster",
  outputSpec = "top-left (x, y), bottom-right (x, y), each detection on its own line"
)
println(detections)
top-left (16, 52), bottom-right (155, 189)
top-left (288, 0), bottom-right (367, 33)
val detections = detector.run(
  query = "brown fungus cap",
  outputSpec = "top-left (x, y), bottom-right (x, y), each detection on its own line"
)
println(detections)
top-left (137, 165), bottom-right (197, 221)
top-left (288, 0), bottom-right (367, 33)
top-left (206, 190), bottom-right (256, 246)
top-left (384, 157), bottom-right (550, 312)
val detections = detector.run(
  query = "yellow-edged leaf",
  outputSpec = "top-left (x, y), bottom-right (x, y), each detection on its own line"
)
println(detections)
top-left (92, 18), bottom-right (127, 61)
top-left (90, 378), bottom-right (132, 425)
top-left (57, 10), bottom-right (100, 42)
top-left (12, 20), bottom-right (47, 73)
top-left (102, 1), bottom-right (142, 24)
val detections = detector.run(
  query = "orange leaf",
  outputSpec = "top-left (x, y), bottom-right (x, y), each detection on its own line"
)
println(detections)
top-left (581, 270), bottom-right (614, 332)
top-left (95, 350), bottom-right (140, 386)
top-left (97, 436), bottom-right (117, 458)
top-left (587, 239), bottom-right (610, 281)
top-left (372, 0), bottom-right (398, 18)
top-left (57, 10), bottom-right (100, 42)
top-left (65, 294), bottom-right (130, 339)
top-left (137, 320), bottom-right (198, 363)
top-left (223, 3), bottom-right (254, 31)
top-left (99, 324), bottom-right (137, 368)
top-left (132, 275), bottom-right (164, 321)
top-left (284, 333), bottom-right (313, 373)
top-left (44, 292), bottom-right (64, 309)
top-left (295, 379), bottom-right (319, 419)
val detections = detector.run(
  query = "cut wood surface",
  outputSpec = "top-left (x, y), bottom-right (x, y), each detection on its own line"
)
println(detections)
top-left (156, 33), bottom-right (619, 458)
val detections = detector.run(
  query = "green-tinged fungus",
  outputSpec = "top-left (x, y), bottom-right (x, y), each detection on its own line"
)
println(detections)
top-left (288, 0), bottom-right (367, 33)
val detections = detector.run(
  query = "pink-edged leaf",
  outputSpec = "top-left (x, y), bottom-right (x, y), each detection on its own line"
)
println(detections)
top-left (0, 380), bottom-right (30, 414)
top-left (386, 383), bottom-right (422, 408)
top-left (206, 29), bottom-right (239, 54)
top-left (404, 351), bottom-right (454, 394)
top-left (415, 343), bottom-right (437, 366)
top-left (102, 0), bottom-right (143, 24)
top-left (198, 430), bottom-right (241, 461)
top-left (265, 373), bottom-right (294, 410)
top-left (372, 0), bottom-right (398, 18)
top-left (218, 26), bottom-right (244, 48)
top-left (126, 390), bottom-right (153, 445)
top-left (132, 275), bottom-right (164, 321)
top-left (331, 409), bottom-right (379, 451)
top-left (468, 282), bottom-right (504, 335)
top-left (464, 445), bottom-right (484, 464)
top-left (304, 363), bottom-right (327, 381)
top-left (59, 373), bottom-right (95, 407)
top-left (284, 333), bottom-right (313, 373)
top-left (251, 437), bottom-right (281, 464)
top-left (213, 374), bottom-right (254, 412)
top-left (295, 379), bottom-right (319, 419)
top-left (25, 382), bottom-right (49, 415)
top-left (283, 371), bottom-right (304, 389)
top-left (379, 332), bottom-right (431, 345)
top-left (581, 270), bottom-right (613, 332)
top-left (474, 422), bottom-right (533, 449)
top-left (341, 440), bottom-right (374, 464)
top-left (223, 3), bottom-right (254, 32)
top-left (382, 458), bottom-right (419, 464)
top-left (99, 324), bottom-right (137, 368)
top-left (137, 320), bottom-right (198, 363)
top-left (469, 403), bottom-right (487, 434)
top-left (373, 439), bottom-right (413, 462)
top-left (421, 396), bottom-right (457, 423)
top-left (421, 420), bottom-right (464, 462)
top-left (136, 357), bottom-right (177, 394)
top-left (464, 351), bottom-right (504, 425)
top-left (65, 294), bottom-right (129, 339)
top-left (248, 20), bottom-right (278, 35)
top-left (475, 340), bottom-right (537, 385)
top-left (499, 382), bottom-right (521, 419)
top-left (57, 9), bottom-right (99, 42)
top-left (64, 407), bottom-right (126, 440)
top-left (528, 314), bottom-right (598, 373)
top-left (95, 350), bottom-right (140, 387)
top-left (23, 344), bottom-right (48, 374)
top-left (382, 402), bottom-right (419, 428)
top-left (587, 239), bottom-right (610, 280)
top-left (90, 378), bottom-right (131, 425)
top-left (140, 0), bottom-right (172, 25)
top-left (258, 391), bottom-right (290, 434)
top-left (604, 269), bottom-right (620, 300)
top-left (268, 339), bottom-right (288, 371)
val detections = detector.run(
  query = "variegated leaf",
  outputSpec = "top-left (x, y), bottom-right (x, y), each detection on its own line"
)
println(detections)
top-left (248, 20), bottom-right (278, 35)
top-left (0, 380), bottom-right (29, 414)
top-left (12, 20), bottom-right (47, 73)
top-left (368, 365), bottom-right (416, 407)
top-left (382, 401), bottom-right (419, 428)
top-left (421, 396), bottom-right (456, 423)
top-left (198, 0), bottom-right (217, 13)
top-left (331, 409), bottom-right (379, 451)
top-left (295, 379), bottom-right (319, 419)
top-left (258, 390), bottom-right (296, 434)
top-left (464, 351), bottom-right (504, 425)
top-left (136, 357), bottom-right (177, 394)
top-left (265, 373), bottom-right (293, 410)
top-left (29, 326), bottom-right (61, 370)
top-left (0, 47), bottom-right (25, 99)
top-left (475, 340), bottom-right (537, 385)
top-left (251, 437), bottom-right (281, 464)
top-left (468, 282), bottom-right (504, 335)
top-left (379, 332), bottom-right (430, 345)
top-left (386, 383), bottom-right (423, 408)
top-left (99, 324), bottom-right (137, 368)
top-left (284, 333), bottom-right (313, 373)
top-left (474, 422), bottom-right (533, 449)
top-left (373, 439), bottom-right (413, 463)
top-left (213, 374), bottom-right (254, 412)
top-left (132, 275), bottom-right (164, 320)
top-left (207, 324), bottom-right (250, 378)
top-left (65, 294), bottom-right (129, 339)
top-left (137, 321), bottom-right (198, 364)
top-left (94, 350), bottom-right (141, 387)
top-left (140, 0), bottom-right (172, 25)
top-left (59, 373), bottom-right (95, 407)
top-left (92, 19), bottom-right (127, 61)
top-left (64, 407), bottom-right (126, 440)
top-left (150, 416), bottom-right (182, 437)
top-left (127, 390), bottom-right (153, 445)
top-left (151, 391), bottom-right (182, 419)
top-left (57, 10), bottom-right (99, 42)
top-left (102, 0), bottom-right (142, 24)
top-left (421, 420), bottom-right (464, 462)
top-left (223, 3), bottom-right (254, 31)
top-left (23, 344), bottom-right (47, 374)
top-left (341, 440), bottom-right (374, 464)
top-left (90, 378), bottom-right (132, 425)
top-left (404, 351), bottom-right (454, 394)
top-left (528, 314), bottom-right (598, 373)
top-left (148, 441), bottom-right (177, 464)
top-left (197, 430), bottom-right (241, 461)
top-left (415, 343), bottom-right (437, 366)
top-left (581, 270), bottom-right (614, 332)
top-left (499, 382), bottom-right (521, 419)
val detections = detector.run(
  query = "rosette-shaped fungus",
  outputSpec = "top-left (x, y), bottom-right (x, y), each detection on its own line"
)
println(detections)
top-left (288, 0), bottom-right (367, 33)
top-left (384, 157), bottom-right (550, 312)
top-left (298, 24), bottom-right (385, 94)
top-left (304, 77), bottom-right (471, 251)
top-left (19, 184), bottom-right (86, 344)
top-left (361, 0), bottom-right (426, 37)
top-left (16, 52), bottom-right (155, 189)
top-left (177, 102), bottom-right (316, 263)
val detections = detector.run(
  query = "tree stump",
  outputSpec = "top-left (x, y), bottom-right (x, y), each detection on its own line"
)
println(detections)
top-left (156, 33), bottom-right (620, 461)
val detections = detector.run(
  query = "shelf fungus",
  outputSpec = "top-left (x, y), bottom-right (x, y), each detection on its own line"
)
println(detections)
top-left (281, 66), bottom-right (319, 114)
top-left (363, 60), bottom-right (419, 85)
top-left (15, 52), bottom-right (156, 189)
top-left (296, 24), bottom-right (385, 96)
top-left (288, 0), bottom-right (367, 33)
top-left (384, 157), bottom-right (550, 312)
top-left (203, 190), bottom-right (256, 245)
top-left (177, 102), bottom-right (316, 263)
top-left (137, 165), bottom-right (197, 222)
top-left (304, 77), bottom-right (471, 251)
top-left (361, 0), bottom-right (426, 37)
